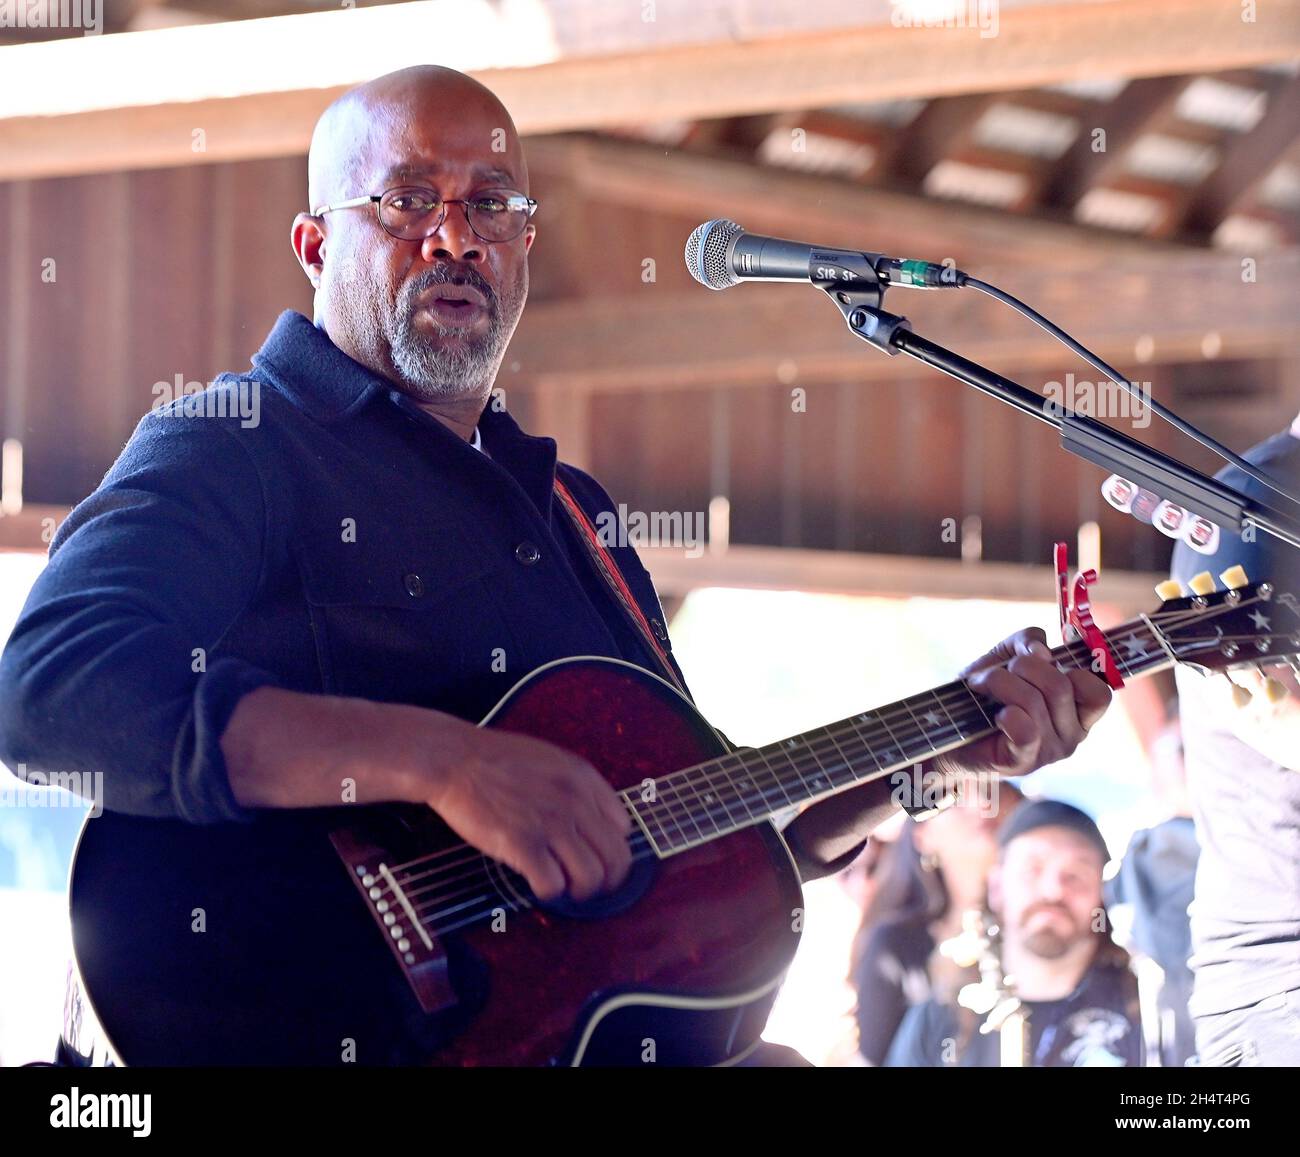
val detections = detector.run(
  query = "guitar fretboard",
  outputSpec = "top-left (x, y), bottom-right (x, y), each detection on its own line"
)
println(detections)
top-left (625, 619), bottom-right (1169, 857)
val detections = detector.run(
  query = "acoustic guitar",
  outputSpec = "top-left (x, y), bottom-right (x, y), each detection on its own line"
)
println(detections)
top-left (64, 569), bottom-right (1298, 1065)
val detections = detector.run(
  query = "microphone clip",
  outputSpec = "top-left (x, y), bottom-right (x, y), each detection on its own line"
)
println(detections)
top-left (826, 287), bottom-right (911, 356)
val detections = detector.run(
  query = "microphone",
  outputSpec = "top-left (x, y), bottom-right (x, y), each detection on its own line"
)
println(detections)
top-left (684, 219), bottom-right (966, 292)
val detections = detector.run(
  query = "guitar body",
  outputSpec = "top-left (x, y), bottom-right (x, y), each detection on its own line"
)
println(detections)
top-left (67, 657), bottom-right (804, 1066)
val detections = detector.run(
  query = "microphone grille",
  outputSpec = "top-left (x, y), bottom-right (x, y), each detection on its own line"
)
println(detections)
top-left (685, 219), bottom-right (744, 290)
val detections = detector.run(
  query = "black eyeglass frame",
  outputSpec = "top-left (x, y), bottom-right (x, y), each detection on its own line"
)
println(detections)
top-left (312, 185), bottom-right (538, 243)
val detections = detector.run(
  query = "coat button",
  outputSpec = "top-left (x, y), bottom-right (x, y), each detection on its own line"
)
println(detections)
top-left (650, 618), bottom-right (669, 642)
top-left (404, 573), bottom-right (425, 597)
top-left (515, 542), bottom-right (541, 566)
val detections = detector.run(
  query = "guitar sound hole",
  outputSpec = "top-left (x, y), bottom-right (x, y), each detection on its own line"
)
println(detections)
top-left (535, 849), bottom-right (657, 920)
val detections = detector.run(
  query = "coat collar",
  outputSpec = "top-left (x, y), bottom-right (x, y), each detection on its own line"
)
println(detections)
top-left (251, 310), bottom-right (560, 517)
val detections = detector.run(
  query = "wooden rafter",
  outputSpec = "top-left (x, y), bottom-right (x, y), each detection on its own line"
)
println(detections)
top-left (1178, 73), bottom-right (1300, 236)
top-left (1039, 76), bottom-right (1193, 210)
top-left (526, 134), bottom-right (1193, 263)
top-left (873, 95), bottom-right (997, 187)
top-left (2, 0), bottom-right (1299, 180)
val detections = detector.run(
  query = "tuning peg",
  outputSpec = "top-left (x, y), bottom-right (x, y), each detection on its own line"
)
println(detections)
top-left (1155, 579), bottom-right (1184, 601)
top-left (1188, 571), bottom-right (1216, 596)
top-left (1263, 677), bottom-right (1289, 704)
top-left (1219, 565), bottom-right (1249, 590)
top-left (1231, 682), bottom-right (1254, 709)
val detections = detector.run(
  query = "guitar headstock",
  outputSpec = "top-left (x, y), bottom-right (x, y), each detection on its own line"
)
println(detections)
top-left (1146, 566), bottom-right (1300, 698)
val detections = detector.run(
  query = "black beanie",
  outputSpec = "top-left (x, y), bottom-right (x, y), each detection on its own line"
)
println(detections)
top-left (997, 798), bottom-right (1110, 862)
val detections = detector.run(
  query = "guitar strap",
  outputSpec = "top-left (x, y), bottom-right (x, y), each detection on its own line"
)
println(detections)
top-left (553, 475), bottom-right (689, 697)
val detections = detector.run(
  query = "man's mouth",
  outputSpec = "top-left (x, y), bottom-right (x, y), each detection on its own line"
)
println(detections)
top-left (1026, 906), bottom-right (1073, 926)
top-left (416, 284), bottom-right (490, 328)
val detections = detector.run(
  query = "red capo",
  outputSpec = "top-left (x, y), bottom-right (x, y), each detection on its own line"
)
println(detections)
top-left (1053, 541), bottom-right (1125, 689)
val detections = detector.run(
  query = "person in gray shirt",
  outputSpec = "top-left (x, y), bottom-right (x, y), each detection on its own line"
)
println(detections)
top-left (1170, 416), bottom-right (1300, 1066)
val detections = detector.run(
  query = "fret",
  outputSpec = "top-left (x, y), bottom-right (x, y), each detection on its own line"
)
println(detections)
top-left (788, 733), bottom-right (836, 800)
top-left (776, 736), bottom-right (815, 800)
top-left (869, 704), bottom-right (910, 768)
top-left (655, 777), bottom-right (698, 851)
top-left (691, 756), bottom-right (745, 831)
top-left (820, 723), bottom-right (863, 789)
top-left (728, 756), bottom-right (779, 822)
top-left (899, 694), bottom-right (942, 760)
top-left (691, 755), bottom-right (744, 835)
top-left (959, 680), bottom-right (998, 733)
top-left (769, 740), bottom-right (803, 807)
top-left (846, 712), bottom-right (889, 776)
top-left (681, 772), bottom-right (722, 844)
top-left (743, 744), bottom-right (786, 818)
top-left (928, 685), bottom-right (968, 745)
top-left (638, 794), bottom-right (676, 856)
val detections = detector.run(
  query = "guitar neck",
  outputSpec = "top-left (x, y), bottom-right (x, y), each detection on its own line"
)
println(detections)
top-left (625, 615), bottom-right (1171, 857)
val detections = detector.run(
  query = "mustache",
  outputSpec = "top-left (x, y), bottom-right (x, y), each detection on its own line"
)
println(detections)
top-left (1023, 902), bottom-right (1075, 923)
top-left (401, 266), bottom-right (497, 312)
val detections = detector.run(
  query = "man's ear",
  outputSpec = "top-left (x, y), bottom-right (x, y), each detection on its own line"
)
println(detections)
top-left (292, 212), bottom-right (327, 288)
top-left (523, 223), bottom-right (536, 253)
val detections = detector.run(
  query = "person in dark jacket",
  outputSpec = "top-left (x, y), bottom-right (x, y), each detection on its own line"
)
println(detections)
top-left (886, 799), bottom-right (1142, 1066)
top-left (0, 66), bottom-right (1113, 1064)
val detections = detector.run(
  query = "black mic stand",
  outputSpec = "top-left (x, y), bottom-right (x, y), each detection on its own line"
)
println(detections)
top-left (817, 275), bottom-right (1300, 552)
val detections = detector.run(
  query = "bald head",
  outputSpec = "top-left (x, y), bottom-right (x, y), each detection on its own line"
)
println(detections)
top-left (307, 66), bottom-right (529, 210)
top-left (292, 66), bottom-right (537, 425)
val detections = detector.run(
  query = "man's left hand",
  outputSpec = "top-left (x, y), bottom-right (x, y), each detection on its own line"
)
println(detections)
top-left (934, 627), bottom-right (1112, 779)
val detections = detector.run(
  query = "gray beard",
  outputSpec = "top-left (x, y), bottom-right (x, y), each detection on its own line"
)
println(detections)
top-left (388, 270), bottom-right (520, 403)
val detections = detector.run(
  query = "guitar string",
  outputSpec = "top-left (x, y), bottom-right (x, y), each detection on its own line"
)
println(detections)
top-left (385, 630), bottom-right (1150, 921)
top-left (375, 609), bottom-right (1183, 892)
top-left (370, 604), bottom-right (1235, 922)
top-left (366, 621), bottom-right (1167, 923)
top-left (380, 625), bottom-right (1118, 888)
top-left (376, 665), bottom-right (1042, 896)
top-left (394, 624), bottom-right (1259, 941)
top-left (375, 617), bottom-right (1241, 935)
top-left (367, 599), bottom-right (1274, 935)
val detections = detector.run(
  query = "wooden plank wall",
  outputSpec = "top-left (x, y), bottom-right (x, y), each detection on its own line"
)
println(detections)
top-left (0, 152), bottom-right (1294, 573)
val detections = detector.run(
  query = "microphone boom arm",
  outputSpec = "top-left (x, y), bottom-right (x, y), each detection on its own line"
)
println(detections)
top-left (831, 292), bottom-right (1300, 551)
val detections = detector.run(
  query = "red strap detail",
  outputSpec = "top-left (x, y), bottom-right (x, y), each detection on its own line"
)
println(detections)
top-left (553, 477), bottom-right (686, 693)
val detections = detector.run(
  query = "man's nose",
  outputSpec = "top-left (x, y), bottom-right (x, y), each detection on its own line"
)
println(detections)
top-left (421, 203), bottom-right (485, 265)
top-left (1036, 873), bottom-right (1067, 900)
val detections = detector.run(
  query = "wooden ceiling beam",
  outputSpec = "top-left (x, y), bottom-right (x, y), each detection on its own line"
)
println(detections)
top-left (874, 95), bottom-right (998, 187)
top-left (1039, 75), bottom-right (1193, 211)
top-left (503, 250), bottom-right (1300, 394)
top-left (1178, 73), bottom-right (1300, 237)
top-left (526, 133), bottom-right (1195, 264)
top-left (3, 0), bottom-right (1299, 180)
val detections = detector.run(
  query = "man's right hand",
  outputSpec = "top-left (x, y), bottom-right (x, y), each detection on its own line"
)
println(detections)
top-left (422, 728), bottom-right (633, 903)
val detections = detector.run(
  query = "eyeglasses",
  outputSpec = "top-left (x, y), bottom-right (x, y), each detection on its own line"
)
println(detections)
top-left (312, 185), bottom-right (538, 243)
